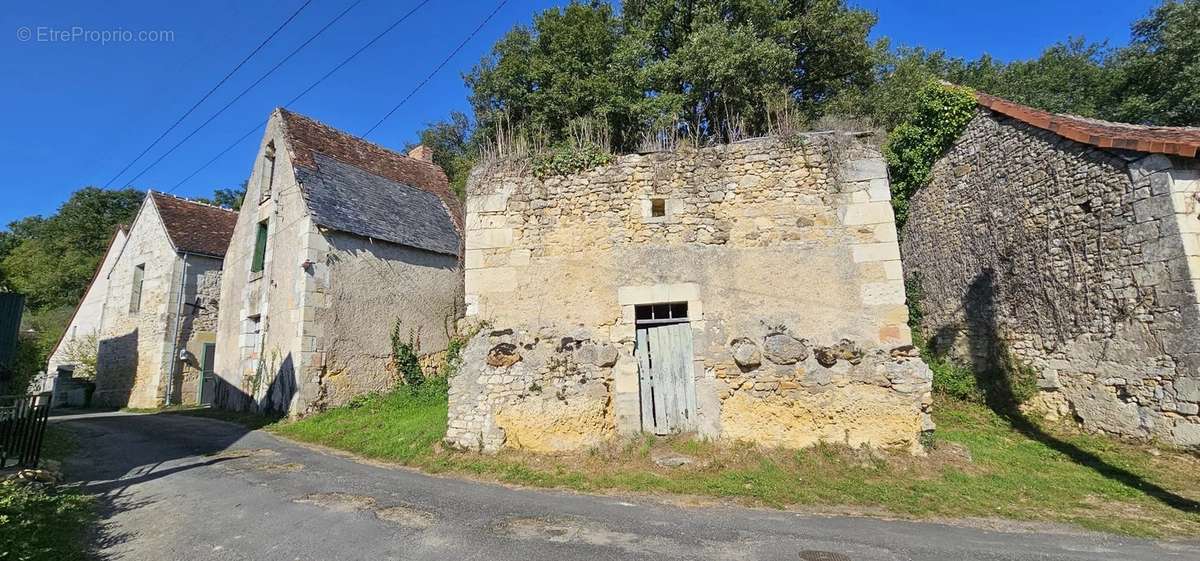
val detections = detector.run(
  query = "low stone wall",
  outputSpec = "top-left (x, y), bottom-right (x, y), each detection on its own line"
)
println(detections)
top-left (447, 134), bottom-right (933, 454)
top-left (903, 108), bottom-right (1200, 447)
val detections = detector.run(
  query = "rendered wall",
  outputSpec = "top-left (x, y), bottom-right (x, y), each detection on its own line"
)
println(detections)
top-left (902, 109), bottom-right (1200, 447)
top-left (447, 135), bottom-right (933, 454)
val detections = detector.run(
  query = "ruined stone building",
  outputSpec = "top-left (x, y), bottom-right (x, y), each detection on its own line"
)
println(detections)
top-left (446, 135), bottom-right (934, 454)
top-left (92, 193), bottom-right (237, 408)
top-left (213, 109), bottom-right (462, 416)
top-left (903, 92), bottom-right (1200, 447)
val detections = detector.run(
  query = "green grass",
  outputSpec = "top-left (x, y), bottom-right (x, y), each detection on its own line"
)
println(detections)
top-left (268, 383), bottom-right (1200, 538)
top-left (0, 425), bottom-right (96, 561)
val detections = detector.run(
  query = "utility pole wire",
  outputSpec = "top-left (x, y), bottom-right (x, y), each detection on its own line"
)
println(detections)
top-left (168, 0), bottom-right (436, 192)
top-left (103, 0), bottom-right (313, 188)
top-left (122, 0), bottom-right (368, 189)
top-left (361, 0), bottom-right (509, 139)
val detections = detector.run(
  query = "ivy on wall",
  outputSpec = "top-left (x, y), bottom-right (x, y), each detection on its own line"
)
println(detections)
top-left (884, 82), bottom-right (978, 230)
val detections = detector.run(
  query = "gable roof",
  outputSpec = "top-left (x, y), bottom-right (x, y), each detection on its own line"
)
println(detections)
top-left (277, 109), bottom-right (463, 256)
top-left (149, 192), bottom-right (239, 258)
top-left (976, 91), bottom-right (1200, 159)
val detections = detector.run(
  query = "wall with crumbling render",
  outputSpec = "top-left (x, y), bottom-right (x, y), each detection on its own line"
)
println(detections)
top-left (902, 108), bottom-right (1200, 447)
top-left (447, 135), bottom-right (932, 454)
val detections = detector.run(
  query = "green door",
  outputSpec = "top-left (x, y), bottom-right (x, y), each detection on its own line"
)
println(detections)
top-left (198, 343), bottom-right (216, 406)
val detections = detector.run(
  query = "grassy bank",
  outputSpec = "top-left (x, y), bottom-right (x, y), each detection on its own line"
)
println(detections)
top-left (266, 382), bottom-right (1200, 538)
top-left (0, 425), bottom-right (96, 561)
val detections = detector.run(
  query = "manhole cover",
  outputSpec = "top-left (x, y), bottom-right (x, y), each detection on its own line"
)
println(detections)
top-left (798, 552), bottom-right (851, 561)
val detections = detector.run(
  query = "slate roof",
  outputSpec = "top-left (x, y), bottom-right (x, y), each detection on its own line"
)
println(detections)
top-left (277, 109), bottom-right (462, 256)
top-left (976, 91), bottom-right (1200, 158)
top-left (149, 192), bottom-right (238, 258)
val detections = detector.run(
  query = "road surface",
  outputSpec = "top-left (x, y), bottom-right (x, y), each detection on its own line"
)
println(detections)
top-left (54, 410), bottom-right (1198, 561)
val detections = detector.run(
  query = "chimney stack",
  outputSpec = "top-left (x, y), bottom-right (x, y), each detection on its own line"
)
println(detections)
top-left (408, 145), bottom-right (434, 163)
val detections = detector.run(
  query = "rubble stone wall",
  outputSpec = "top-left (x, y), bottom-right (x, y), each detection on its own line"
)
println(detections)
top-left (902, 109), bottom-right (1200, 447)
top-left (448, 135), bottom-right (932, 454)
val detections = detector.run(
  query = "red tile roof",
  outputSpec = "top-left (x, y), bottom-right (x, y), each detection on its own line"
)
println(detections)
top-left (150, 192), bottom-right (238, 258)
top-left (976, 91), bottom-right (1200, 158)
top-left (277, 109), bottom-right (462, 230)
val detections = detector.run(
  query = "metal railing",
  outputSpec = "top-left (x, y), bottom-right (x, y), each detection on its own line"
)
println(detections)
top-left (0, 392), bottom-right (52, 468)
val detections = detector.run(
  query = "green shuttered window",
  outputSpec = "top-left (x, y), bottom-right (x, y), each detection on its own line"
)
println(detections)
top-left (251, 220), bottom-right (268, 274)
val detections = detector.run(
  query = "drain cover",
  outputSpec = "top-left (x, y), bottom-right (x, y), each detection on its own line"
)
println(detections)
top-left (798, 552), bottom-right (851, 561)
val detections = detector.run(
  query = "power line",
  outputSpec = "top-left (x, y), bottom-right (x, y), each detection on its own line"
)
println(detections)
top-left (168, 0), bottom-right (436, 192)
top-left (122, 0), bottom-right (368, 189)
top-left (102, 0), bottom-right (313, 188)
top-left (361, 0), bottom-right (509, 138)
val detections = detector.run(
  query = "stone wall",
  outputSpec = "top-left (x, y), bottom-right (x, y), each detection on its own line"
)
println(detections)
top-left (174, 260), bottom-right (222, 405)
top-left (902, 109), bottom-right (1200, 447)
top-left (215, 113), bottom-right (463, 417)
top-left (300, 230), bottom-right (462, 411)
top-left (447, 135), bottom-right (932, 454)
top-left (95, 202), bottom-right (176, 408)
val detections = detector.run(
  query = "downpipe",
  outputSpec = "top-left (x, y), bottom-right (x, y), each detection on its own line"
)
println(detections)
top-left (166, 253), bottom-right (189, 405)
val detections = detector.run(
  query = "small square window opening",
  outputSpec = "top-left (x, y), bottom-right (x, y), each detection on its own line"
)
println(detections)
top-left (650, 198), bottom-right (666, 218)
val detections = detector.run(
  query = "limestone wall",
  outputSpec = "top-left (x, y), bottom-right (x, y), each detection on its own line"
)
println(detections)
top-left (214, 115), bottom-right (311, 415)
top-left (448, 135), bottom-right (932, 454)
top-left (902, 109), bottom-right (1200, 447)
top-left (94, 202), bottom-right (176, 408)
top-left (301, 230), bottom-right (462, 411)
top-left (174, 259), bottom-right (222, 405)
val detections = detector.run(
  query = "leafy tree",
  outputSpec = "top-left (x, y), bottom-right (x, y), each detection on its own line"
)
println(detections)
top-left (1, 188), bottom-right (143, 311)
top-left (467, 0), bottom-right (881, 149)
top-left (407, 112), bottom-right (475, 197)
top-left (196, 180), bottom-right (248, 210)
top-left (1108, 0), bottom-right (1200, 125)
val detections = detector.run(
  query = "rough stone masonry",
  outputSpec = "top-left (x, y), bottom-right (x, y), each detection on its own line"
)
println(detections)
top-left (903, 103), bottom-right (1200, 448)
top-left (446, 134), bottom-right (933, 454)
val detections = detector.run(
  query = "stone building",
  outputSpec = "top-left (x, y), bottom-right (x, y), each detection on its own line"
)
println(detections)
top-left (212, 109), bottom-right (462, 416)
top-left (93, 192), bottom-right (237, 408)
top-left (41, 225), bottom-right (127, 402)
top-left (446, 135), bottom-right (934, 454)
top-left (902, 92), bottom-right (1200, 447)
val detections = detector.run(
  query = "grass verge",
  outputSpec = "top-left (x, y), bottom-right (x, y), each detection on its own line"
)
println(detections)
top-left (265, 382), bottom-right (1200, 538)
top-left (0, 425), bottom-right (96, 561)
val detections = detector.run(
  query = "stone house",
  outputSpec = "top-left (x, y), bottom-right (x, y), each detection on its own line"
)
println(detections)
top-left (902, 92), bottom-right (1200, 447)
top-left (446, 135), bottom-right (934, 454)
top-left (41, 225), bottom-right (127, 402)
top-left (93, 192), bottom-right (237, 408)
top-left (212, 109), bottom-right (462, 416)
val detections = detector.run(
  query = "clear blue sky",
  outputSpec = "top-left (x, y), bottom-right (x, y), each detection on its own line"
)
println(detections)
top-left (0, 0), bottom-right (1159, 227)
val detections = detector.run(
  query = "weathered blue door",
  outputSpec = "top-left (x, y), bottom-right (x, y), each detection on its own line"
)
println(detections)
top-left (635, 321), bottom-right (697, 435)
top-left (198, 343), bottom-right (216, 406)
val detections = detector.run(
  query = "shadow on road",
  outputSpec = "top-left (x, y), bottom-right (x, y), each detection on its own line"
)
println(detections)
top-left (53, 409), bottom-right (262, 558)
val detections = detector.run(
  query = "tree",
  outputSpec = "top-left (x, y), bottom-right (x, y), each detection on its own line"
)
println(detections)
top-left (408, 112), bottom-right (475, 197)
top-left (1, 187), bottom-right (143, 311)
top-left (466, 0), bottom-right (881, 149)
top-left (1108, 0), bottom-right (1200, 125)
top-left (196, 180), bottom-right (248, 210)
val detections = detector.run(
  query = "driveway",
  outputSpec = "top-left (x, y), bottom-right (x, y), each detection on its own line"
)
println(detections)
top-left (54, 411), bottom-right (1198, 561)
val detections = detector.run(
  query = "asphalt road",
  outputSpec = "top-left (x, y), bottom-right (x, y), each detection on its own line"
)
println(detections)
top-left (54, 410), bottom-right (1198, 561)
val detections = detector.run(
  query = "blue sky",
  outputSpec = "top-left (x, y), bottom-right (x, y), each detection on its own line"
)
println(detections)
top-left (0, 0), bottom-right (1159, 227)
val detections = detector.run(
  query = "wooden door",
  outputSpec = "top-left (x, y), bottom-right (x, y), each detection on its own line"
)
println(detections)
top-left (635, 322), bottom-right (697, 435)
top-left (198, 343), bottom-right (216, 406)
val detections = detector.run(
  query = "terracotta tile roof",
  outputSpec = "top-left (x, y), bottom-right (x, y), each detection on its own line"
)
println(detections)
top-left (277, 109), bottom-right (463, 231)
top-left (976, 91), bottom-right (1200, 158)
top-left (149, 192), bottom-right (238, 258)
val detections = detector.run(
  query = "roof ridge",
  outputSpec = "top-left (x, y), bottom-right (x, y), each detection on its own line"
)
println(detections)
top-left (969, 89), bottom-right (1200, 158)
top-left (148, 189), bottom-right (239, 213)
top-left (276, 108), bottom-right (440, 170)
